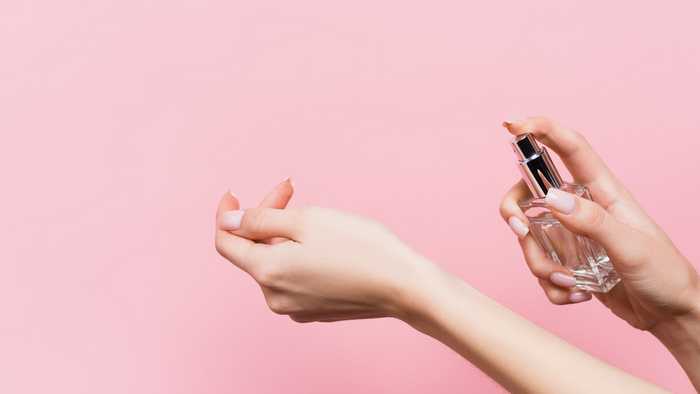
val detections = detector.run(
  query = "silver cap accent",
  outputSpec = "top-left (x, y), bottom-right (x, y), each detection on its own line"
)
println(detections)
top-left (511, 134), bottom-right (564, 198)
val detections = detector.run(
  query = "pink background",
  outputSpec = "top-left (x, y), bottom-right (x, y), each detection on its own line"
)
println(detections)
top-left (2, 1), bottom-right (699, 393)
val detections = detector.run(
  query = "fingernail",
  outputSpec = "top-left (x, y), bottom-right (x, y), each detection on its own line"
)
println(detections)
top-left (507, 216), bottom-right (529, 238)
top-left (285, 176), bottom-right (294, 188)
top-left (569, 291), bottom-right (591, 303)
top-left (228, 190), bottom-right (237, 199)
top-left (220, 210), bottom-right (244, 230)
top-left (545, 188), bottom-right (576, 214)
top-left (550, 272), bottom-right (576, 288)
top-left (502, 120), bottom-right (515, 130)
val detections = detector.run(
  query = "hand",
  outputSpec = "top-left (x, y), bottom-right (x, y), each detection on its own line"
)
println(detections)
top-left (499, 117), bottom-right (699, 334)
top-left (214, 183), bottom-right (433, 323)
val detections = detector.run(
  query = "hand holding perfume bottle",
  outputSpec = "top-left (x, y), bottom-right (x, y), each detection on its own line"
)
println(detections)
top-left (500, 117), bottom-right (699, 332)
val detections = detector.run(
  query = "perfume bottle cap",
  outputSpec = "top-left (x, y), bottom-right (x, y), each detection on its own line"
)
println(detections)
top-left (512, 133), bottom-right (541, 161)
top-left (511, 133), bottom-right (564, 198)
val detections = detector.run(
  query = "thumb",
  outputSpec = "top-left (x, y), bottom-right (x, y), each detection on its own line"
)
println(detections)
top-left (219, 207), bottom-right (301, 242)
top-left (544, 188), bottom-right (649, 271)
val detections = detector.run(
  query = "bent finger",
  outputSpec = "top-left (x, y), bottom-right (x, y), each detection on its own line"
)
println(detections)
top-left (499, 180), bottom-right (532, 238)
top-left (259, 177), bottom-right (294, 209)
top-left (258, 178), bottom-right (295, 245)
top-left (545, 188), bottom-right (650, 272)
top-left (215, 192), bottom-right (268, 274)
top-left (503, 117), bottom-right (624, 207)
top-left (519, 235), bottom-right (573, 283)
top-left (219, 207), bottom-right (301, 241)
top-left (538, 279), bottom-right (592, 305)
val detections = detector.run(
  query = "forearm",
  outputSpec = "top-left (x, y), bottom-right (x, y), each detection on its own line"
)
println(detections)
top-left (399, 264), bottom-right (666, 394)
top-left (652, 306), bottom-right (700, 392)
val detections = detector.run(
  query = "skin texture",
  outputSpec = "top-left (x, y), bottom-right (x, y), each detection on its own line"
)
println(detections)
top-left (215, 178), bottom-right (667, 393)
top-left (499, 117), bottom-right (700, 390)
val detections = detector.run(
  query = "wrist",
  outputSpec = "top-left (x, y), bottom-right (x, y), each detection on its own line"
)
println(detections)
top-left (651, 291), bottom-right (700, 358)
top-left (387, 256), bottom-right (460, 329)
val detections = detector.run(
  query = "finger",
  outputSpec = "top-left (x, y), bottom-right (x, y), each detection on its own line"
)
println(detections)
top-left (519, 235), bottom-right (575, 286)
top-left (258, 177), bottom-right (294, 209)
top-left (219, 207), bottom-right (301, 241)
top-left (258, 178), bottom-right (295, 245)
top-left (501, 181), bottom-right (578, 288)
top-left (215, 192), bottom-right (275, 275)
top-left (538, 279), bottom-right (592, 305)
top-left (545, 188), bottom-right (649, 272)
top-left (499, 180), bottom-right (532, 238)
top-left (216, 190), bottom-right (240, 217)
top-left (503, 117), bottom-right (624, 206)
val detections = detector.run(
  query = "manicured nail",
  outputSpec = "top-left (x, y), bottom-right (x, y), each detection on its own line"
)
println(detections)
top-left (550, 272), bottom-right (576, 288)
top-left (507, 216), bottom-right (529, 238)
top-left (220, 210), bottom-right (244, 230)
top-left (502, 120), bottom-right (515, 130)
top-left (569, 291), bottom-right (591, 303)
top-left (545, 188), bottom-right (576, 214)
top-left (228, 190), bottom-right (237, 199)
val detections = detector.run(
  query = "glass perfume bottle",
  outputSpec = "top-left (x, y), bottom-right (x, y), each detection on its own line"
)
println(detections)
top-left (511, 134), bottom-right (620, 293)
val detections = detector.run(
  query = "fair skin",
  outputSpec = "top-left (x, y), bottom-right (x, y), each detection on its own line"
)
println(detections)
top-left (499, 117), bottom-right (700, 390)
top-left (214, 118), bottom-right (698, 392)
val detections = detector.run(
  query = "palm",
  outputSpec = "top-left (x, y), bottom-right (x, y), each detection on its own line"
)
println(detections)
top-left (592, 197), bottom-right (695, 331)
top-left (596, 282), bottom-right (656, 330)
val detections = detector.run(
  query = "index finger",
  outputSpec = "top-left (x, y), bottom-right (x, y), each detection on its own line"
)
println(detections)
top-left (215, 191), bottom-right (277, 276)
top-left (258, 178), bottom-right (295, 244)
top-left (503, 117), bottom-right (625, 205)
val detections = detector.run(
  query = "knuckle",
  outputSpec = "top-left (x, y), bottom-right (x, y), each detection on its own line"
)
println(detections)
top-left (246, 209), bottom-right (268, 235)
top-left (543, 289), bottom-right (567, 305)
top-left (525, 256), bottom-right (551, 279)
top-left (254, 264), bottom-right (279, 287)
top-left (579, 203), bottom-right (607, 235)
top-left (498, 199), bottom-right (510, 219)
top-left (538, 279), bottom-right (568, 305)
top-left (529, 263), bottom-right (550, 279)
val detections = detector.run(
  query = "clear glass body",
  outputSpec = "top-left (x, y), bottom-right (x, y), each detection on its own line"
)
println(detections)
top-left (519, 183), bottom-right (620, 292)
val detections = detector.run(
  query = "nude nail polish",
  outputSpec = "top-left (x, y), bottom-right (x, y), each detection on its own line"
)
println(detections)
top-left (509, 133), bottom-right (620, 293)
top-left (569, 291), bottom-right (591, 303)
top-left (545, 188), bottom-right (576, 214)
top-left (508, 216), bottom-right (529, 238)
top-left (550, 272), bottom-right (576, 288)
top-left (220, 210), bottom-right (244, 230)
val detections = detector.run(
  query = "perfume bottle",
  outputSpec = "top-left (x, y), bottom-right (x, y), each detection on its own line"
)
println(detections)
top-left (511, 134), bottom-right (620, 293)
